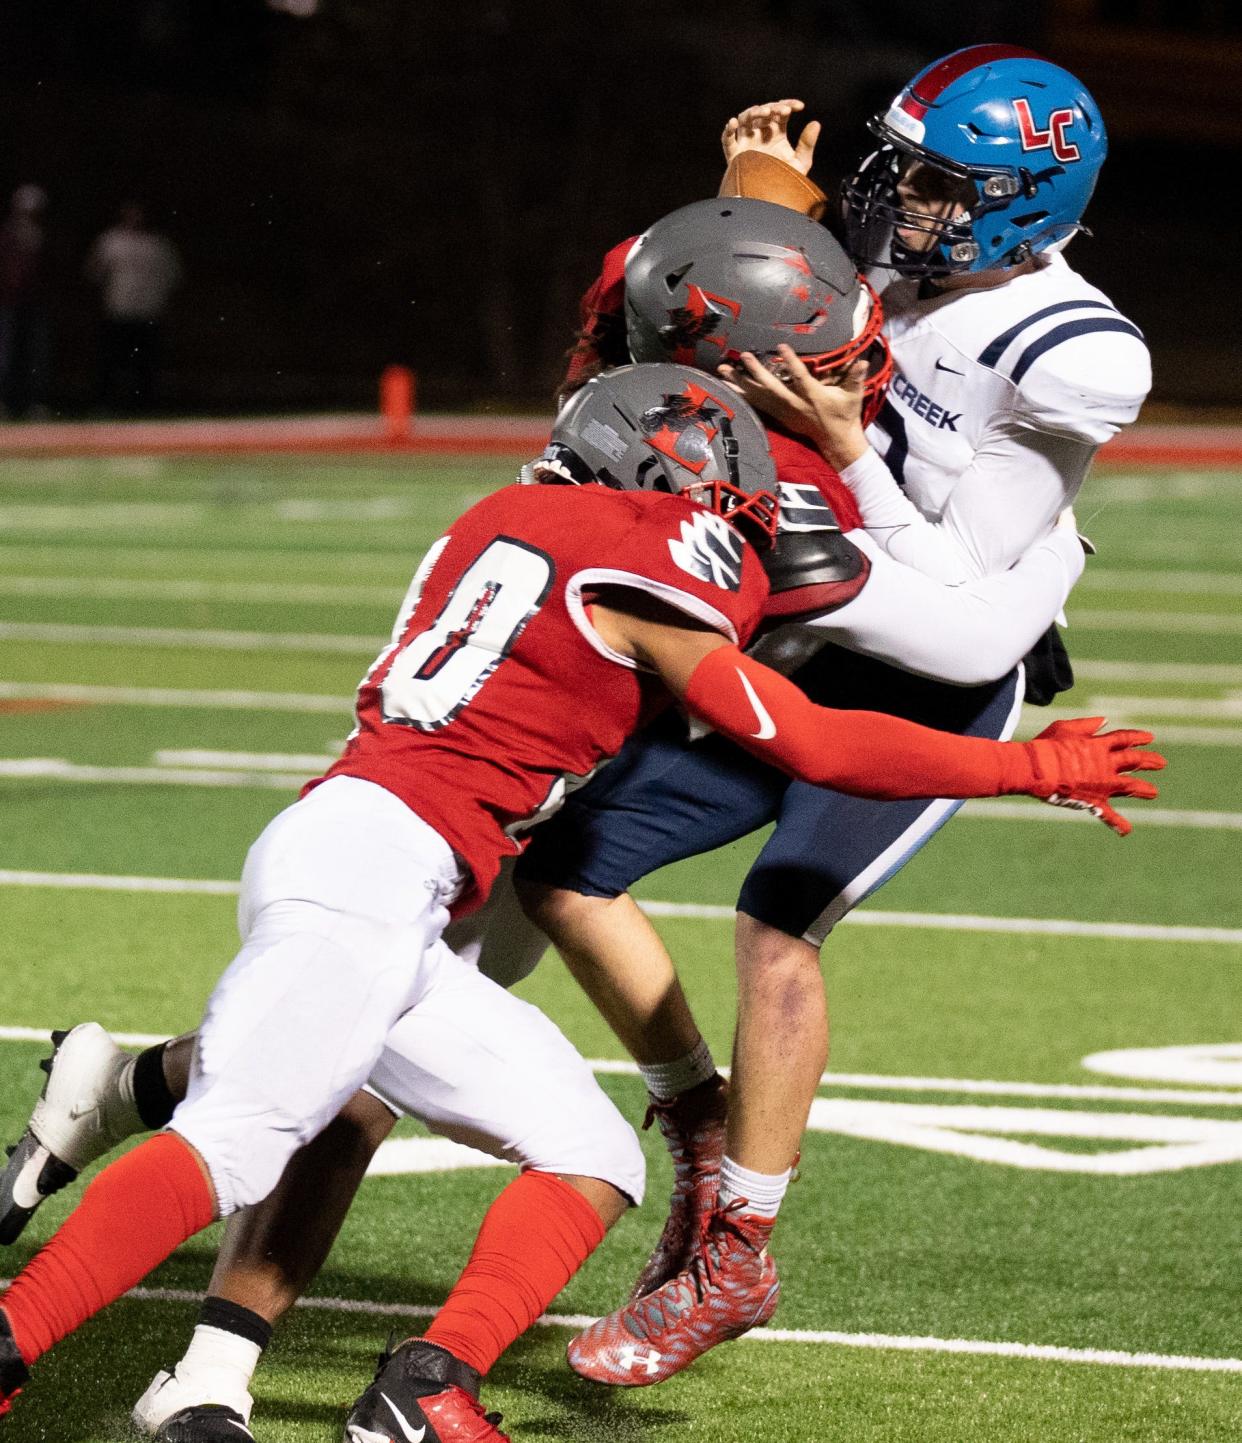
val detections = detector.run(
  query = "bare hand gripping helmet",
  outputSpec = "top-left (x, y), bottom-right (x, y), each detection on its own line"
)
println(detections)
top-left (526, 362), bottom-right (780, 549)
top-left (624, 197), bottom-right (891, 425)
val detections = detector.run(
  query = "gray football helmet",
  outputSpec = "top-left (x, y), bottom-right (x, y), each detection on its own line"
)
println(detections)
top-left (624, 197), bottom-right (891, 424)
top-left (526, 362), bottom-right (779, 548)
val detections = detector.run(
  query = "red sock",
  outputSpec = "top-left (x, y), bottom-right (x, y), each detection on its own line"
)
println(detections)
top-left (424, 1171), bottom-right (607, 1376)
top-left (0, 1132), bottom-right (215, 1366)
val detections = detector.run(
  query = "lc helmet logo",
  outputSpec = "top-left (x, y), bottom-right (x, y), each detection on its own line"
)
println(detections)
top-left (842, 44), bottom-right (1106, 278)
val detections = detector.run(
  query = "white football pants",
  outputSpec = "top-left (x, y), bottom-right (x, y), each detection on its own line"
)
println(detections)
top-left (170, 776), bottom-right (643, 1215)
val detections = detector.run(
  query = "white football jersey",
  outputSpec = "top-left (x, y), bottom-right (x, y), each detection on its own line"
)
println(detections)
top-left (849, 251), bottom-right (1151, 581)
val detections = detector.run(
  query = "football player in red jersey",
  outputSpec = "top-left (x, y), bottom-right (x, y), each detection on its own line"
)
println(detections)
top-left (0, 366), bottom-right (1160, 1439)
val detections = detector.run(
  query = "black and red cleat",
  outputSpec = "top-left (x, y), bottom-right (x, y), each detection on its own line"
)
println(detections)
top-left (628, 1073), bottom-right (728, 1300)
top-left (568, 1200), bottom-right (779, 1386)
top-left (1, 1309), bottom-right (30, 1419)
top-left (344, 1338), bottom-right (509, 1443)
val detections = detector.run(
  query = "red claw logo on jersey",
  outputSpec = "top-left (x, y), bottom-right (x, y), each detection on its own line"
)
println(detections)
top-left (1013, 97), bottom-right (1081, 162)
top-left (311, 483), bottom-right (769, 911)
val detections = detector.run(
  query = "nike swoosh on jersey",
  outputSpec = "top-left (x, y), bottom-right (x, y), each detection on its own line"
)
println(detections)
top-left (934, 357), bottom-right (964, 374)
top-left (736, 667), bottom-right (776, 740)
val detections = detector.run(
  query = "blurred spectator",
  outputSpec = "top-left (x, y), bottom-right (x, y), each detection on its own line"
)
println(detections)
top-left (85, 203), bottom-right (183, 413)
top-left (0, 184), bottom-right (53, 419)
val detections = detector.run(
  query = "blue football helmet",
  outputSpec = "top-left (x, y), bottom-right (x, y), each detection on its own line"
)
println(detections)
top-left (841, 44), bottom-right (1107, 278)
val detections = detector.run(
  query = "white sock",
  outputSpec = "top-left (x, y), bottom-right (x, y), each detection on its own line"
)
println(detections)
top-left (717, 1155), bottom-right (791, 1219)
top-left (638, 1038), bottom-right (717, 1100)
top-left (174, 1323), bottom-right (261, 1405)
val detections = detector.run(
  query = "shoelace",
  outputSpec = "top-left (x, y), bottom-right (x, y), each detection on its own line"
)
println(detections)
top-left (634, 1199), bottom-right (766, 1329)
top-left (692, 1198), bottom-right (764, 1296)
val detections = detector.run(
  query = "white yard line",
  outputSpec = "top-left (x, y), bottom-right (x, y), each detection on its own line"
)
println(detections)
top-left (0, 871), bottom-right (240, 896)
top-left (15, 569), bottom-right (1241, 604)
top-left (8, 614), bottom-right (1242, 653)
top-left (6, 676), bottom-right (1242, 745)
top-left (153, 749), bottom-right (337, 771)
top-left (0, 1280), bottom-right (1230, 1374)
top-left (1061, 694), bottom-right (1242, 719)
top-left (5, 751), bottom-right (1242, 818)
top-left (0, 621), bottom-right (376, 652)
top-left (960, 799), bottom-right (1242, 828)
top-left (1070, 611), bottom-right (1242, 635)
top-left (0, 758), bottom-right (307, 788)
top-left (0, 575), bottom-right (396, 606)
top-left (1027, 715), bottom-right (1242, 747)
top-left (16, 568), bottom-right (1242, 608)
top-left (2, 869), bottom-right (1240, 947)
top-left (2, 1018), bottom-right (1241, 1106)
top-left (0, 680), bottom-right (347, 712)
top-left (1076, 570), bottom-right (1242, 596)
top-left (1072, 659), bottom-right (1242, 685)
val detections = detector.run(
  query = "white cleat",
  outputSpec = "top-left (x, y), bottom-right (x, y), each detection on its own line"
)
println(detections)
top-left (133, 1367), bottom-right (256, 1436)
top-left (0, 1022), bottom-right (139, 1243)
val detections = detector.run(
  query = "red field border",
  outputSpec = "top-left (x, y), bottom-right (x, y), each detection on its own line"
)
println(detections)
top-left (2, 414), bottom-right (1241, 466)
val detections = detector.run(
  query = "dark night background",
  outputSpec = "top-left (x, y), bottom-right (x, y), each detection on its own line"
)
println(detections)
top-left (2, 0), bottom-right (1240, 416)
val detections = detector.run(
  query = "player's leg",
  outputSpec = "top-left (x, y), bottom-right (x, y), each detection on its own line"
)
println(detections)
top-left (567, 650), bottom-right (1024, 1385)
top-left (0, 778), bottom-right (461, 1410)
top-left (515, 711), bottom-right (788, 1296)
top-left (130, 1089), bottom-right (398, 1438)
top-left (341, 941), bottom-right (643, 1442)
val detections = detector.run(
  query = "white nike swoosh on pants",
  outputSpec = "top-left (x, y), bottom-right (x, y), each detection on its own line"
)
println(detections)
top-left (737, 666), bottom-right (777, 740)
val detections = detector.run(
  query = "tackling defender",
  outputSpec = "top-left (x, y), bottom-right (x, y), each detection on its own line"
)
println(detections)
top-left (0, 364), bottom-right (1162, 1440)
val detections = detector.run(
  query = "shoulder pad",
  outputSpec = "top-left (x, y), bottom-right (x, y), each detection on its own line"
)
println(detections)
top-left (1013, 326), bottom-right (1152, 444)
top-left (761, 529), bottom-right (870, 620)
top-left (975, 295), bottom-right (1151, 444)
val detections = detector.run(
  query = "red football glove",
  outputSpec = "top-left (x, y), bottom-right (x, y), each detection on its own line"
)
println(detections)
top-left (1010, 716), bottom-right (1165, 836)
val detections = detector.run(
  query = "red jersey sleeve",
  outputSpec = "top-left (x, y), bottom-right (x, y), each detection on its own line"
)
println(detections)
top-left (567, 492), bottom-right (770, 652)
top-left (560, 237), bottom-right (638, 400)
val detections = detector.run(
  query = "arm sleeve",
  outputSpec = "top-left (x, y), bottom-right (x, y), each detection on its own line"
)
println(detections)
top-left (682, 645), bottom-right (1025, 799)
top-left (842, 423), bottom-right (1096, 582)
top-left (800, 525), bottom-right (1085, 685)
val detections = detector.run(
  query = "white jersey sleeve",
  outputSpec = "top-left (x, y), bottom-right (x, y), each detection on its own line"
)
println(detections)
top-left (1012, 325), bottom-right (1151, 445)
top-left (792, 523), bottom-right (1085, 685)
top-left (854, 254), bottom-right (1151, 582)
top-left (841, 423), bottom-right (1095, 582)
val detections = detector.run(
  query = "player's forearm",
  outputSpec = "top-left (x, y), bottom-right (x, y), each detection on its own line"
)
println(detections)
top-left (809, 527), bottom-right (1084, 685)
top-left (683, 646), bottom-right (1040, 800)
top-left (839, 448), bottom-right (975, 583)
top-left (846, 423), bottom-right (1095, 580)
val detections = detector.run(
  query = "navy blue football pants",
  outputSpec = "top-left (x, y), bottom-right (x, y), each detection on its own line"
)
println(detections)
top-left (516, 644), bottom-right (1023, 946)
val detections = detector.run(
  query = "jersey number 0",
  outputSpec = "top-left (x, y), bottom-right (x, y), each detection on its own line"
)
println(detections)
top-left (381, 537), bottom-right (554, 731)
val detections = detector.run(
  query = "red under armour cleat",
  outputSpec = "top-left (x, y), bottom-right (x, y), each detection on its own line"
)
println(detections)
top-left (628, 1073), bottom-right (728, 1300)
top-left (344, 1338), bottom-right (509, 1442)
top-left (567, 1201), bottom-right (779, 1386)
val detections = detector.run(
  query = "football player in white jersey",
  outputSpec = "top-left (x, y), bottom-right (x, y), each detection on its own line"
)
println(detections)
top-left (518, 46), bottom-right (1155, 1388)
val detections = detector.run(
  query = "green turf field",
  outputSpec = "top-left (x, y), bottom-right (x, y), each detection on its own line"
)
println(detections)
top-left (1, 453), bottom-right (1240, 1442)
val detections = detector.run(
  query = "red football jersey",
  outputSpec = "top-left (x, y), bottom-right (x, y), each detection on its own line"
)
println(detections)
top-left (562, 236), bottom-right (864, 532)
top-left (313, 483), bottom-right (769, 910)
